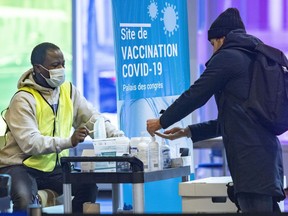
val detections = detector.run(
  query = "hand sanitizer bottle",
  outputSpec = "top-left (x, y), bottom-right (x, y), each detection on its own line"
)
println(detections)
top-left (149, 136), bottom-right (160, 171)
top-left (130, 137), bottom-right (141, 157)
top-left (161, 139), bottom-right (171, 169)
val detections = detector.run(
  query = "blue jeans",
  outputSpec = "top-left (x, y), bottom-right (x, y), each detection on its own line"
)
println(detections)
top-left (237, 192), bottom-right (281, 213)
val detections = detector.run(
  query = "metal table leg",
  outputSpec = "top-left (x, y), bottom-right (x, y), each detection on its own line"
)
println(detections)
top-left (112, 183), bottom-right (122, 213)
top-left (132, 183), bottom-right (144, 213)
top-left (63, 183), bottom-right (72, 213)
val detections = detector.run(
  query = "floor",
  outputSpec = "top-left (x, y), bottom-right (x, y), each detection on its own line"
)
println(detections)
top-left (100, 190), bottom-right (288, 213)
top-left (41, 190), bottom-right (288, 214)
top-left (42, 190), bottom-right (113, 214)
top-left (96, 190), bottom-right (113, 214)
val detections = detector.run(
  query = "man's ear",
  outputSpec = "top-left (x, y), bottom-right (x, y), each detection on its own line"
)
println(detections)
top-left (218, 37), bottom-right (225, 46)
top-left (33, 64), bottom-right (41, 73)
top-left (221, 36), bottom-right (225, 42)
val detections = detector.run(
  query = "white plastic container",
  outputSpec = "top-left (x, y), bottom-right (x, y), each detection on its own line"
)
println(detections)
top-left (136, 137), bottom-right (150, 172)
top-left (160, 139), bottom-right (171, 169)
top-left (129, 137), bottom-right (141, 157)
top-left (93, 116), bottom-right (106, 139)
top-left (149, 136), bottom-right (160, 171)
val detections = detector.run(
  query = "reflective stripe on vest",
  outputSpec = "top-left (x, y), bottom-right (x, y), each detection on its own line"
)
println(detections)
top-left (21, 82), bottom-right (73, 172)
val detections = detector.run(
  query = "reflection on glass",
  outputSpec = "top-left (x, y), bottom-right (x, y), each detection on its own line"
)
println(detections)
top-left (0, 1), bottom-right (72, 134)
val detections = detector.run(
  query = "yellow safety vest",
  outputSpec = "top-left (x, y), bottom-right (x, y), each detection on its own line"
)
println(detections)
top-left (21, 82), bottom-right (73, 172)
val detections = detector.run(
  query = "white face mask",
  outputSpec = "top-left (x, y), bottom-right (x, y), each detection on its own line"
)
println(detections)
top-left (39, 65), bottom-right (65, 88)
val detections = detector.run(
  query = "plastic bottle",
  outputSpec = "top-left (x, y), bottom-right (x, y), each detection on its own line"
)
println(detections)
top-left (129, 137), bottom-right (141, 157)
top-left (160, 139), bottom-right (171, 169)
top-left (149, 136), bottom-right (160, 171)
top-left (136, 137), bottom-right (150, 172)
top-left (93, 116), bottom-right (106, 139)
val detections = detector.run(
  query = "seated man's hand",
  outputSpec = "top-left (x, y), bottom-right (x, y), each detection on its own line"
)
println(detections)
top-left (71, 126), bottom-right (89, 147)
top-left (110, 130), bottom-right (125, 137)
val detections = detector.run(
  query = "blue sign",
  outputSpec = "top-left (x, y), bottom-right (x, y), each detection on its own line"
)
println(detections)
top-left (113, 0), bottom-right (190, 100)
top-left (112, 0), bottom-right (193, 214)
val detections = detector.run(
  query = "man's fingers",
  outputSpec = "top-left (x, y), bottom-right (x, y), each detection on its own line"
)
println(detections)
top-left (155, 131), bottom-right (174, 140)
top-left (154, 131), bottom-right (166, 138)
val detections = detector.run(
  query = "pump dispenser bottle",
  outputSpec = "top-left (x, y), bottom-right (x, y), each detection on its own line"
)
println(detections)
top-left (149, 136), bottom-right (160, 171)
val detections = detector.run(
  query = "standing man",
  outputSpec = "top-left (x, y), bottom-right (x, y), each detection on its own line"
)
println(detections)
top-left (147, 8), bottom-right (285, 213)
top-left (0, 42), bottom-right (124, 212)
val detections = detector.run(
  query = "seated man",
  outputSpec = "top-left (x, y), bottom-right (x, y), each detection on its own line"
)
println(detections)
top-left (0, 42), bottom-right (124, 213)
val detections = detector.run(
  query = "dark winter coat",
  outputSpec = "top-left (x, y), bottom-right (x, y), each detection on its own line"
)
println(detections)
top-left (160, 29), bottom-right (285, 201)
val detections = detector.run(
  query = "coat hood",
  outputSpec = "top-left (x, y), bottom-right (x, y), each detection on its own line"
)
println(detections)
top-left (221, 29), bottom-right (263, 50)
top-left (206, 29), bottom-right (263, 66)
top-left (17, 68), bottom-right (55, 94)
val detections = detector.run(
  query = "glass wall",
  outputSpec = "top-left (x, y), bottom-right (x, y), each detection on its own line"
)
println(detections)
top-left (75, 0), bottom-right (116, 114)
top-left (0, 0), bottom-right (72, 134)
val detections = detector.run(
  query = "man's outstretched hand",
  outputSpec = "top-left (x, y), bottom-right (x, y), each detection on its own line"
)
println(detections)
top-left (154, 127), bottom-right (188, 140)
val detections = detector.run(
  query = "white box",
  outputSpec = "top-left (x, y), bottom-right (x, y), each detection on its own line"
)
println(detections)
top-left (179, 176), bottom-right (238, 213)
top-left (281, 142), bottom-right (288, 188)
top-left (179, 176), bottom-right (285, 213)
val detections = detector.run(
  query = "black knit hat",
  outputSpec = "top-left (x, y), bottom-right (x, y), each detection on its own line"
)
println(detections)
top-left (208, 8), bottom-right (245, 41)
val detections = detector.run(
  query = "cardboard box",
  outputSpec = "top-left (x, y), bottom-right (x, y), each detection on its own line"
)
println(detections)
top-left (81, 149), bottom-right (96, 172)
top-left (179, 176), bottom-right (238, 213)
top-left (83, 202), bottom-right (100, 214)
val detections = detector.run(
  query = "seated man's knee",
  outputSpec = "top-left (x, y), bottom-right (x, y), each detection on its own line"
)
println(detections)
top-left (12, 189), bottom-right (34, 211)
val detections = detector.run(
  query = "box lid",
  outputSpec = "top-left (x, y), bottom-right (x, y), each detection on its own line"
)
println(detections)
top-left (179, 176), bottom-right (232, 197)
top-left (92, 137), bottom-right (130, 156)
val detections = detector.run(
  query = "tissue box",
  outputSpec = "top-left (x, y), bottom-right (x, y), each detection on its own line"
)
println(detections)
top-left (83, 202), bottom-right (100, 214)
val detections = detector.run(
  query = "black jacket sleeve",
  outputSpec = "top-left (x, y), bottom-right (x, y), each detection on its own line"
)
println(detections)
top-left (188, 120), bottom-right (221, 143)
top-left (159, 49), bottom-right (247, 130)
